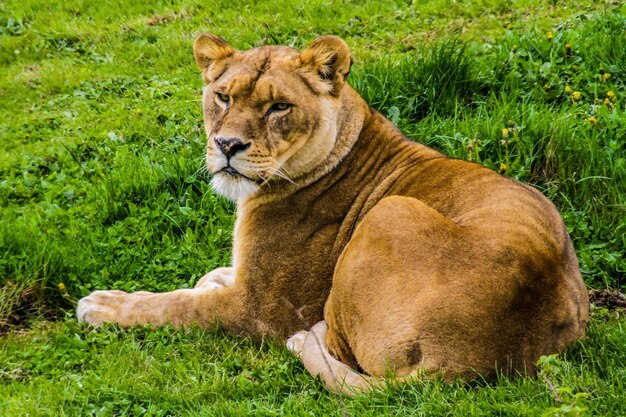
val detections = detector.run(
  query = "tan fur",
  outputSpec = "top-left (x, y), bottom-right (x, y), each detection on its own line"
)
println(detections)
top-left (77, 34), bottom-right (589, 392)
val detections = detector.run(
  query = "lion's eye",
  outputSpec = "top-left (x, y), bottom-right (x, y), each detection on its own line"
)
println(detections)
top-left (216, 92), bottom-right (230, 104)
top-left (269, 102), bottom-right (292, 112)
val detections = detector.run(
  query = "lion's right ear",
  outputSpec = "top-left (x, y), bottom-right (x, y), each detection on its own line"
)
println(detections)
top-left (193, 33), bottom-right (235, 83)
top-left (300, 36), bottom-right (351, 96)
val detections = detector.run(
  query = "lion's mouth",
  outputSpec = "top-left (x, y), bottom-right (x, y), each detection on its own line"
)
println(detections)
top-left (217, 165), bottom-right (258, 183)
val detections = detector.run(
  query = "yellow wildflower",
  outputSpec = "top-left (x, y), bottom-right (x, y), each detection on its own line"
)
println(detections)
top-left (588, 116), bottom-right (597, 125)
top-left (546, 31), bottom-right (553, 40)
top-left (572, 91), bottom-right (582, 101)
top-left (499, 163), bottom-right (508, 172)
top-left (501, 128), bottom-right (509, 138)
top-left (564, 43), bottom-right (572, 49)
top-left (604, 98), bottom-right (610, 105)
top-left (602, 73), bottom-right (611, 81)
top-left (607, 91), bottom-right (615, 99)
top-left (564, 85), bottom-right (572, 94)
top-left (58, 283), bottom-right (66, 292)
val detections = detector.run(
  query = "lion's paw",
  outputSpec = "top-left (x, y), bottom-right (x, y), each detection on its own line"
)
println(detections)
top-left (286, 330), bottom-right (309, 355)
top-left (76, 290), bottom-right (133, 326)
top-left (195, 267), bottom-right (235, 289)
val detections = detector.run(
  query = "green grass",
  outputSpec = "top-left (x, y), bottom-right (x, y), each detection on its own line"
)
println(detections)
top-left (1, 0), bottom-right (625, 415)
top-left (1, 312), bottom-right (624, 416)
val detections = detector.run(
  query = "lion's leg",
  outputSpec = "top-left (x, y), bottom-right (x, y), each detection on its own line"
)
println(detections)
top-left (77, 282), bottom-right (243, 329)
top-left (324, 195), bottom-right (467, 379)
top-left (195, 267), bottom-right (235, 289)
top-left (287, 321), bottom-right (377, 394)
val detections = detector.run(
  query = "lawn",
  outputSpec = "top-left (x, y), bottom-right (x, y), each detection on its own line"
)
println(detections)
top-left (1, 0), bottom-right (625, 416)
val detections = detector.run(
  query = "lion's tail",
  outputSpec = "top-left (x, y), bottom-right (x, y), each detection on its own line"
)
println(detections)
top-left (291, 321), bottom-right (408, 395)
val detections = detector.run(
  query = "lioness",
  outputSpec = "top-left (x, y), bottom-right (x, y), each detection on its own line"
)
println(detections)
top-left (77, 34), bottom-right (589, 392)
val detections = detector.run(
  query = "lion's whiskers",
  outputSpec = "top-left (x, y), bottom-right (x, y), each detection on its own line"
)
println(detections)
top-left (273, 160), bottom-right (295, 179)
top-left (195, 156), bottom-right (211, 178)
top-left (270, 168), bottom-right (298, 185)
top-left (245, 160), bottom-right (298, 187)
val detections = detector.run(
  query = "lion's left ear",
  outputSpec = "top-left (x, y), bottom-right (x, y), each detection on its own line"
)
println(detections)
top-left (300, 36), bottom-right (352, 95)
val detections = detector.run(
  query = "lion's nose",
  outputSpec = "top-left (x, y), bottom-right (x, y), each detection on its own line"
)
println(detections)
top-left (214, 137), bottom-right (251, 158)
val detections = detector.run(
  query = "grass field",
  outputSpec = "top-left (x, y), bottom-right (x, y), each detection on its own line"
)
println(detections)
top-left (1, 0), bottom-right (625, 415)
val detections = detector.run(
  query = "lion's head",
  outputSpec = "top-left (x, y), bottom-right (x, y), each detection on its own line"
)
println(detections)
top-left (193, 34), bottom-right (352, 201)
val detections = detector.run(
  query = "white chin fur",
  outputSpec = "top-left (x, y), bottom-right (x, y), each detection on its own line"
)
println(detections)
top-left (211, 174), bottom-right (260, 202)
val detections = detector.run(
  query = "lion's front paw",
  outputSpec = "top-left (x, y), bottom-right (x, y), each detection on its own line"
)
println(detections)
top-left (286, 330), bottom-right (309, 355)
top-left (77, 290), bottom-right (133, 326)
top-left (195, 267), bottom-right (235, 289)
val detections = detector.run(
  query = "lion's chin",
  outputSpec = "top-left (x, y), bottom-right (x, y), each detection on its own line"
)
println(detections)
top-left (211, 172), bottom-right (260, 202)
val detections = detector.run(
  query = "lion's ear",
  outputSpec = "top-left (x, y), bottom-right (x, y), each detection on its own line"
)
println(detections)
top-left (300, 36), bottom-right (352, 95)
top-left (193, 33), bottom-right (235, 83)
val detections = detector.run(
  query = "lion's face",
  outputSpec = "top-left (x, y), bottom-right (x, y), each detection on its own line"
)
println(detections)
top-left (194, 34), bottom-right (351, 201)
